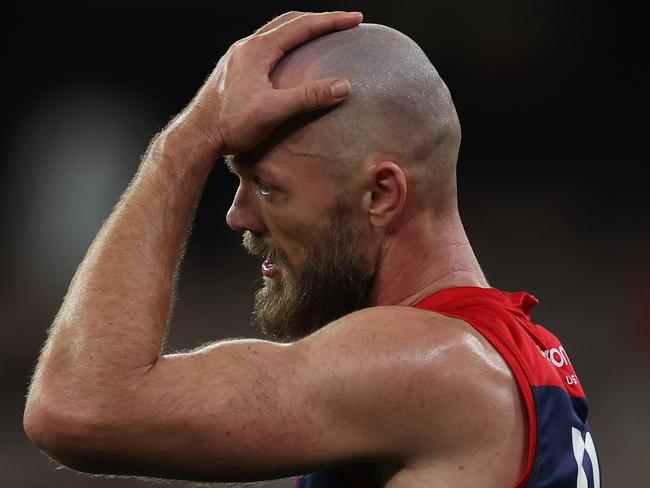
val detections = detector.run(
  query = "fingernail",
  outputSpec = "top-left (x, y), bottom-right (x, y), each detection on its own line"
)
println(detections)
top-left (330, 79), bottom-right (351, 98)
top-left (347, 12), bottom-right (363, 18)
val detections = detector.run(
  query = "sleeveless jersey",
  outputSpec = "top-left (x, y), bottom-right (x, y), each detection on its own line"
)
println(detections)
top-left (295, 286), bottom-right (601, 488)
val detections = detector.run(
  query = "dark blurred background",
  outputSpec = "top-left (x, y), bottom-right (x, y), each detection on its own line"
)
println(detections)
top-left (1, 1), bottom-right (647, 486)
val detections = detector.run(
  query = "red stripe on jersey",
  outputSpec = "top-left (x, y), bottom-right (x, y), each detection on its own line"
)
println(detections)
top-left (414, 286), bottom-right (586, 488)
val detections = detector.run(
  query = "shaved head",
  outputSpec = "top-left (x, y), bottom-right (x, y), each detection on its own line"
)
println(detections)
top-left (269, 23), bottom-right (462, 211)
top-left (236, 23), bottom-right (465, 340)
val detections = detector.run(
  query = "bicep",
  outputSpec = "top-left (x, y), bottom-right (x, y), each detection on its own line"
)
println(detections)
top-left (101, 339), bottom-right (322, 481)
top-left (75, 309), bottom-right (466, 482)
top-left (81, 335), bottom-right (393, 482)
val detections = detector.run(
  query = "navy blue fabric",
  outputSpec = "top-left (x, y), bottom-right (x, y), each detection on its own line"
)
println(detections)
top-left (526, 385), bottom-right (601, 487)
top-left (296, 386), bottom-right (603, 487)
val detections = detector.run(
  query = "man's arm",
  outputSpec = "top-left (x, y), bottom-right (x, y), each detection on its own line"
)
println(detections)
top-left (27, 300), bottom-right (508, 483)
top-left (23, 10), bottom-right (523, 483)
top-left (23, 8), bottom-right (361, 463)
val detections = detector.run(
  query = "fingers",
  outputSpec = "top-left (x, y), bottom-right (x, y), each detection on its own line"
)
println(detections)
top-left (255, 11), bottom-right (305, 35)
top-left (273, 78), bottom-right (352, 123)
top-left (255, 10), bottom-right (354, 35)
top-left (208, 11), bottom-right (361, 154)
top-left (263, 11), bottom-right (363, 56)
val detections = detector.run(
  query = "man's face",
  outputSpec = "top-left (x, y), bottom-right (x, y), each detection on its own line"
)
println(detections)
top-left (243, 201), bottom-right (374, 342)
top-left (227, 144), bottom-right (376, 342)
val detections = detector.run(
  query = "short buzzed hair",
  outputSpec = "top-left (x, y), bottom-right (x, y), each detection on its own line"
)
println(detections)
top-left (271, 23), bottom-right (462, 210)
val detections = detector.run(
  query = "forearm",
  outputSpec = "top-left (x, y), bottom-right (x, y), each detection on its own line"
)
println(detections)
top-left (24, 11), bottom-right (359, 466)
top-left (28, 124), bottom-right (221, 412)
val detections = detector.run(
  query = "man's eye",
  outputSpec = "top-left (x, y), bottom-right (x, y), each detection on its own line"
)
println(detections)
top-left (254, 178), bottom-right (272, 197)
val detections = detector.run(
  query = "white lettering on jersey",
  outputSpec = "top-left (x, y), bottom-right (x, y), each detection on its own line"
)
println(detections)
top-left (571, 427), bottom-right (600, 488)
top-left (538, 345), bottom-right (572, 368)
top-left (566, 374), bottom-right (580, 385)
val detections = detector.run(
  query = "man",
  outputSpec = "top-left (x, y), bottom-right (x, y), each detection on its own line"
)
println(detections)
top-left (23, 11), bottom-right (600, 488)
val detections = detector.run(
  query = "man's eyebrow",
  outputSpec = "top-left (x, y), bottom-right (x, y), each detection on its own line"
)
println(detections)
top-left (224, 155), bottom-right (238, 175)
top-left (224, 154), bottom-right (278, 180)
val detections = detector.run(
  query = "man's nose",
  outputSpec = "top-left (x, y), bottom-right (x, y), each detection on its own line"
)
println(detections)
top-left (226, 186), bottom-right (265, 234)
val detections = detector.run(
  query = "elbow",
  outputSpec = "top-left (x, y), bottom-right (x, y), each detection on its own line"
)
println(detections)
top-left (23, 393), bottom-right (106, 473)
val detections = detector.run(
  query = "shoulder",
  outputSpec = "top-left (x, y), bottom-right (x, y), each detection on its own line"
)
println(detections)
top-left (292, 305), bottom-right (523, 463)
top-left (299, 305), bottom-right (507, 383)
top-left (301, 305), bottom-right (471, 349)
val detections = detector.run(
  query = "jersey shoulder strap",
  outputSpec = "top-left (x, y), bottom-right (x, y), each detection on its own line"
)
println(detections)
top-left (414, 286), bottom-right (601, 488)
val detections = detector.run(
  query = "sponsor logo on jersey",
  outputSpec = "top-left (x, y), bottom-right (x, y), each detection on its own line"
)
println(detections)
top-left (538, 345), bottom-right (572, 368)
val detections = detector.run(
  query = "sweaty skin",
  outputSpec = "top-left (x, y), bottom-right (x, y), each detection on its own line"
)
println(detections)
top-left (24, 11), bottom-right (527, 488)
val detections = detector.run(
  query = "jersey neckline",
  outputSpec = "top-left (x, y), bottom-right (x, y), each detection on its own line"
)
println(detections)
top-left (413, 286), bottom-right (539, 318)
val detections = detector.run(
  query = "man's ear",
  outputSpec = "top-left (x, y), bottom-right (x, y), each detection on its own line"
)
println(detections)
top-left (364, 161), bottom-right (407, 229)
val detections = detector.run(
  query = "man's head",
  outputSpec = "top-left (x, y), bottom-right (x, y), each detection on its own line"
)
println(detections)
top-left (226, 23), bottom-right (462, 341)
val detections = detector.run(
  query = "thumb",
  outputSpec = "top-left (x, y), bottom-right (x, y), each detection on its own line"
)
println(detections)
top-left (273, 78), bottom-right (352, 120)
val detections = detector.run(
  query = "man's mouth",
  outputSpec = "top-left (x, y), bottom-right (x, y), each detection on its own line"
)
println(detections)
top-left (261, 258), bottom-right (280, 278)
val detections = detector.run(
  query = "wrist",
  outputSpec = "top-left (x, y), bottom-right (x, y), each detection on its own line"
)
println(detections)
top-left (166, 93), bottom-right (226, 154)
top-left (154, 113), bottom-right (224, 179)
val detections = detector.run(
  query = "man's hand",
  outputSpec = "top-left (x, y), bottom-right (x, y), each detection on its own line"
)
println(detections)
top-left (22, 10), bottom-right (373, 482)
top-left (174, 11), bottom-right (362, 155)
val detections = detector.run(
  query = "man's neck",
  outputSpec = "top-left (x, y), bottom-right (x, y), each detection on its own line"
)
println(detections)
top-left (370, 211), bottom-right (489, 307)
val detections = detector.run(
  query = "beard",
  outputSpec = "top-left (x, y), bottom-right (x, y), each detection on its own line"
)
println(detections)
top-left (242, 204), bottom-right (375, 343)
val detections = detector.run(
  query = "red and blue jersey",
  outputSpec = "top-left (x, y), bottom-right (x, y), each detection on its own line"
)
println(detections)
top-left (295, 286), bottom-right (601, 487)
